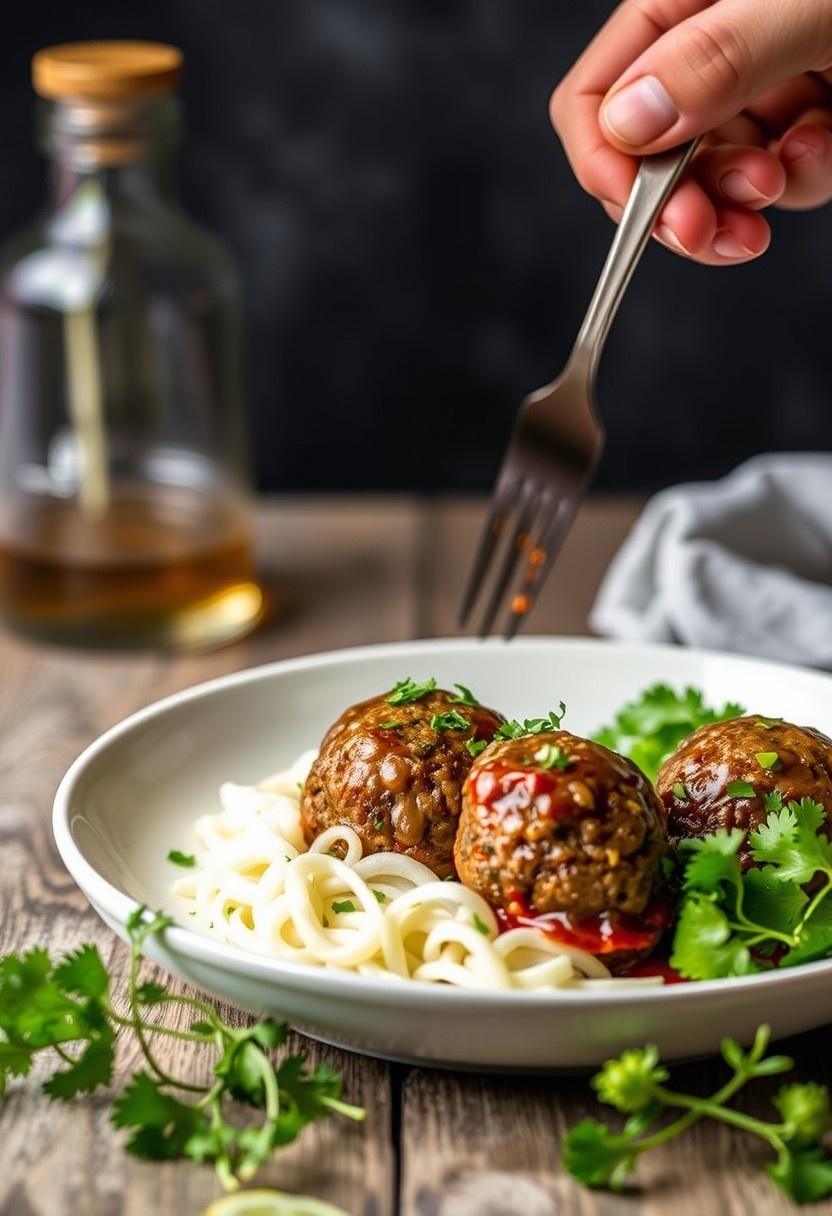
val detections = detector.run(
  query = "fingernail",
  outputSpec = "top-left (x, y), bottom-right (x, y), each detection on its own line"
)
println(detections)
top-left (713, 231), bottom-right (755, 259)
top-left (602, 76), bottom-right (678, 145)
top-left (719, 170), bottom-right (767, 204)
top-left (655, 224), bottom-right (689, 254)
top-left (781, 136), bottom-right (815, 165)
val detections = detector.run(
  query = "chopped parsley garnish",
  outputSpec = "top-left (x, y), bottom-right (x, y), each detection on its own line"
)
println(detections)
top-left (757, 717), bottom-right (784, 730)
top-left (0, 906), bottom-right (363, 1188)
top-left (534, 743), bottom-right (572, 771)
top-left (430, 710), bottom-right (471, 733)
top-left (756, 751), bottom-right (782, 771)
top-left (373, 890), bottom-right (388, 904)
top-left (473, 913), bottom-right (491, 936)
top-left (672, 782), bottom-right (689, 801)
top-left (166, 850), bottom-right (196, 868)
top-left (450, 683), bottom-right (479, 707)
top-left (727, 780), bottom-right (756, 798)
top-left (388, 677), bottom-right (437, 705)
top-left (373, 816), bottom-right (385, 831)
top-left (564, 1025), bottom-right (832, 1204)
top-left (331, 899), bottom-right (356, 915)
top-left (495, 703), bottom-right (567, 741)
top-left (466, 738), bottom-right (489, 758)
top-left (378, 720), bottom-right (404, 731)
top-left (593, 684), bottom-right (744, 782)
top-left (764, 789), bottom-right (785, 813)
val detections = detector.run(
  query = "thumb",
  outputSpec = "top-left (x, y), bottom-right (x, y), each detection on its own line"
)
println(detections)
top-left (599, 0), bottom-right (832, 153)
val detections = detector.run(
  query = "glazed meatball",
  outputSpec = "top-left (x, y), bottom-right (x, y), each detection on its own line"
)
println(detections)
top-left (454, 731), bottom-right (667, 966)
top-left (657, 715), bottom-right (832, 864)
top-left (301, 687), bottom-right (504, 877)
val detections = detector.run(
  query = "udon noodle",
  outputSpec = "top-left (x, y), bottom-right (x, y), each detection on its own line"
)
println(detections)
top-left (173, 751), bottom-right (661, 991)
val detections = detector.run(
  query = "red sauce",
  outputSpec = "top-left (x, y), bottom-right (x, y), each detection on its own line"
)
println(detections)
top-left (625, 956), bottom-right (687, 984)
top-left (496, 892), bottom-right (671, 957)
top-left (470, 761), bottom-right (574, 820)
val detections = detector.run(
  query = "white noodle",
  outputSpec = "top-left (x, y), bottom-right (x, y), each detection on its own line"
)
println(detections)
top-left (173, 749), bottom-right (663, 991)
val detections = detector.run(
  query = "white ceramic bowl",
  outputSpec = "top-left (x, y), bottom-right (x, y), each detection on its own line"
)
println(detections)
top-left (53, 637), bottom-right (832, 1070)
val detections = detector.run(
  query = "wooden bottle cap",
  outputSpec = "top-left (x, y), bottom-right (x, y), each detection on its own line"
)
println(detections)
top-left (32, 41), bottom-right (182, 101)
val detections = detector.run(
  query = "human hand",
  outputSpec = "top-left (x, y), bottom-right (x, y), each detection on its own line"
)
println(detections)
top-left (550, 0), bottom-right (832, 264)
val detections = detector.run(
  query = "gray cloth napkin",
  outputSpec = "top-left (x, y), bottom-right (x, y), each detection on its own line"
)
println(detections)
top-left (590, 453), bottom-right (832, 667)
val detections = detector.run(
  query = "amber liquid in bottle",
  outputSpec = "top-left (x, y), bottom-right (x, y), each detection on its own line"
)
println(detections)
top-left (0, 487), bottom-right (263, 649)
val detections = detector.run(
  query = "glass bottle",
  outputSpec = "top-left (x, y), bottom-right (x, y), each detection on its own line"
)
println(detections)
top-left (0, 41), bottom-right (263, 649)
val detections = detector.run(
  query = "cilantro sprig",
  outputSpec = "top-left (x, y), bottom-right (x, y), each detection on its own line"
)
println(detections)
top-left (564, 1026), bottom-right (832, 1203)
top-left (670, 798), bottom-right (832, 979)
top-left (593, 684), bottom-right (744, 782)
top-left (387, 677), bottom-right (436, 705)
top-left (0, 907), bottom-right (363, 1189)
top-left (495, 703), bottom-right (567, 741)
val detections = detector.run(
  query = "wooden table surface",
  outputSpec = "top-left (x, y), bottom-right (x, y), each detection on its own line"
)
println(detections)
top-left (2, 494), bottom-right (830, 1216)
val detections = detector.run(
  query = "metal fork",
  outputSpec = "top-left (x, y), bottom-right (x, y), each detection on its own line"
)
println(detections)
top-left (458, 139), bottom-right (700, 640)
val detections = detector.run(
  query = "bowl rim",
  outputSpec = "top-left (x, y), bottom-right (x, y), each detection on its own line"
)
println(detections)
top-left (53, 634), bottom-right (832, 1010)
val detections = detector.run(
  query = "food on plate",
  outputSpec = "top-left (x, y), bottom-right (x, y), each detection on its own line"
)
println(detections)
top-left (593, 682), bottom-right (745, 782)
top-left (657, 715), bottom-right (832, 865)
top-left (454, 730), bottom-right (667, 972)
top-left (173, 746), bottom-right (631, 991)
top-left (171, 675), bottom-right (832, 992)
top-left (300, 679), bottom-right (504, 878)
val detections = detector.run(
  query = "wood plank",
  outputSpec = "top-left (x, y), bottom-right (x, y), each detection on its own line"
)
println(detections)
top-left (419, 494), bottom-right (643, 637)
top-left (0, 497), bottom-right (418, 1216)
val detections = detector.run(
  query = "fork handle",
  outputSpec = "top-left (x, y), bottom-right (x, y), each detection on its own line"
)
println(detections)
top-left (570, 138), bottom-right (702, 383)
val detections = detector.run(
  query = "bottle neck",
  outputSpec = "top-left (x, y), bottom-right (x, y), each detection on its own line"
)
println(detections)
top-left (40, 95), bottom-right (181, 212)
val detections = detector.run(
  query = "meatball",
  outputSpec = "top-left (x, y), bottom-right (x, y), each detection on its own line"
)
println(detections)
top-left (301, 687), bottom-right (504, 877)
top-left (657, 715), bottom-right (832, 864)
top-left (454, 731), bottom-right (667, 968)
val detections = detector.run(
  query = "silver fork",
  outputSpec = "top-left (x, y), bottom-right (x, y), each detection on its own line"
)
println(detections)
top-left (458, 139), bottom-right (701, 640)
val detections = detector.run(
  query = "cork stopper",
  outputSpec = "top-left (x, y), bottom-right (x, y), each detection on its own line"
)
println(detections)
top-left (32, 41), bottom-right (182, 101)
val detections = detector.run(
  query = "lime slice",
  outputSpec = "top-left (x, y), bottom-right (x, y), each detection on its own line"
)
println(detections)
top-left (203, 1191), bottom-right (351, 1216)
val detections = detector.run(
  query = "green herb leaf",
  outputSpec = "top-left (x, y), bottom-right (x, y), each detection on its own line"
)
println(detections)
top-left (774, 1083), bottom-right (832, 1147)
top-left (495, 703), bottom-right (567, 741)
top-left (52, 945), bottom-right (110, 1000)
top-left (727, 780), bottom-right (756, 799)
top-left (472, 913), bottom-right (490, 936)
top-left (331, 900), bottom-right (356, 915)
top-left (378, 720), bottom-right (404, 731)
top-left (670, 892), bottom-right (754, 980)
top-left (167, 850), bottom-right (196, 868)
top-left (593, 684), bottom-right (744, 782)
top-left (756, 751), bottom-right (782, 771)
top-left (387, 677), bottom-right (437, 705)
top-left (430, 710), bottom-right (471, 733)
top-left (757, 717), bottom-right (784, 730)
top-left (534, 743), bottom-right (572, 771)
top-left (672, 782), bottom-right (689, 801)
top-left (768, 1147), bottom-right (832, 1203)
top-left (763, 789), bottom-right (785, 813)
top-left (592, 1045), bottom-right (668, 1114)
top-left (466, 738), bottom-right (488, 758)
top-left (450, 683), bottom-right (479, 707)
top-left (373, 890), bottom-right (388, 904)
top-left (563, 1119), bottom-right (636, 1189)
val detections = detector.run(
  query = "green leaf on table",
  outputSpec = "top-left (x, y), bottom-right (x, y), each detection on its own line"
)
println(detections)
top-left (53, 945), bottom-right (109, 1000)
top-left (563, 1119), bottom-right (635, 1189)
top-left (112, 1072), bottom-right (205, 1160)
top-left (768, 1147), bottom-right (832, 1203)
top-left (43, 1033), bottom-right (114, 1100)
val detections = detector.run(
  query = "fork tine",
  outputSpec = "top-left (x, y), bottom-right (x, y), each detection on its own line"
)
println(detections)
top-left (477, 481), bottom-right (543, 639)
top-left (457, 471), bottom-right (519, 628)
top-left (502, 495), bottom-right (578, 640)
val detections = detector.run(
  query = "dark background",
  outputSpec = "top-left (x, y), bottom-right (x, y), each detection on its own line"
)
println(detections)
top-left (1, 0), bottom-right (830, 493)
